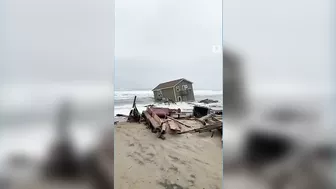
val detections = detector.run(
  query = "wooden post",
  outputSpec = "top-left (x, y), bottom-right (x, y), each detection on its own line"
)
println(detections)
top-left (132, 96), bottom-right (137, 108)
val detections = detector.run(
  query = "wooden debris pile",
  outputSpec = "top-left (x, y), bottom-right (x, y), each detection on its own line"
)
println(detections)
top-left (141, 107), bottom-right (222, 140)
top-left (142, 107), bottom-right (183, 140)
top-left (125, 96), bottom-right (222, 140)
top-left (178, 113), bottom-right (222, 137)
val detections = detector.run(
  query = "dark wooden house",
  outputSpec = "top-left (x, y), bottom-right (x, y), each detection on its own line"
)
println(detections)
top-left (152, 78), bottom-right (195, 102)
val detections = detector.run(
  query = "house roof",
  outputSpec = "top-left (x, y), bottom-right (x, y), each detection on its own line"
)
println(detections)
top-left (152, 78), bottom-right (192, 91)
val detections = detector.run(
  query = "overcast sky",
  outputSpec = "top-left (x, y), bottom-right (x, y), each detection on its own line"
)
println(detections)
top-left (115, 0), bottom-right (222, 90)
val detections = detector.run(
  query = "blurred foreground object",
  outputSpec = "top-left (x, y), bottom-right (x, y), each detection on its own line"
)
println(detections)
top-left (4, 99), bottom-right (115, 189)
top-left (222, 48), bottom-right (335, 189)
top-left (222, 48), bottom-right (246, 117)
top-left (43, 99), bottom-right (81, 179)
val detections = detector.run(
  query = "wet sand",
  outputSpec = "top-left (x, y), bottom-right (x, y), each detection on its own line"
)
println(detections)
top-left (115, 122), bottom-right (222, 189)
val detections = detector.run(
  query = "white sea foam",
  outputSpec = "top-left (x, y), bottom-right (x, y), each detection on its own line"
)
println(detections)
top-left (114, 90), bottom-right (223, 115)
top-left (114, 90), bottom-right (154, 100)
top-left (114, 89), bottom-right (223, 100)
top-left (114, 102), bottom-right (196, 116)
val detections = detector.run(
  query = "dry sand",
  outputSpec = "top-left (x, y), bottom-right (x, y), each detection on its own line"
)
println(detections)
top-left (115, 122), bottom-right (222, 189)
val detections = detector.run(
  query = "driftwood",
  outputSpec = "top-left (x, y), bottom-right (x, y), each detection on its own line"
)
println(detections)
top-left (167, 116), bottom-right (192, 128)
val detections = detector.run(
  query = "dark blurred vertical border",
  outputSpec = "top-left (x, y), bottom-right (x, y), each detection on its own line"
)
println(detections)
top-left (331, 0), bottom-right (336, 184)
top-left (221, 0), bottom-right (224, 189)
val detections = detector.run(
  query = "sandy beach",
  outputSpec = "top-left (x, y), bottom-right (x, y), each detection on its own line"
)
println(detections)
top-left (115, 122), bottom-right (222, 189)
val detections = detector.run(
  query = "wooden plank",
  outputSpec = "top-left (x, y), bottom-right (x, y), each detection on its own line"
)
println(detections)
top-left (143, 111), bottom-right (151, 121)
top-left (197, 113), bottom-right (216, 125)
top-left (144, 111), bottom-right (160, 129)
top-left (168, 120), bottom-right (181, 131)
top-left (178, 122), bottom-right (222, 134)
top-left (167, 116), bottom-right (192, 128)
top-left (152, 112), bottom-right (162, 126)
top-left (161, 122), bottom-right (168, 132)
top-left (212, 116), bottom-right (223, 123)
top-left (132, 96), bottom-right (137, 108)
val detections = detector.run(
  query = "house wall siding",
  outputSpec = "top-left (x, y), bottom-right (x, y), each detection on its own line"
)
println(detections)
top-left (153, 88), bottom-right (176, 102)
top-left (162, 88), bottom-right (175, 101)
top-left (153, 91), bottom-right (160, 100)
top-left (175, 80), bottom-right (195, 101)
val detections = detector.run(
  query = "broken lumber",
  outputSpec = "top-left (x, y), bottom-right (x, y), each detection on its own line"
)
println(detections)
top-left (157, 122), bottom-right (168, 140)
top-left (167, 116), bottom-right (192, 128)
top-left (167, 120), bottom-right (181, 131)
top-left (197, 113), bottom-right (216, 125)
top-left (127, 96), bottom-right (141, 122)
top-left (161, 122), bottom-right (168, 132)
top-left (212, 116), bottom-right (223, 123)
top-left (177, 122), bottom-right (222, 134)
top-left (132, 96), bottom-right (137, 108)
top-left (152, 112), bottom-right (162, 126)
top-left (143, 111), bottom-right (160, 129)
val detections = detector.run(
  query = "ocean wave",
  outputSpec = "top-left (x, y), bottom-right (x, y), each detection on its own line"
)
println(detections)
top-left (114, 101), bottom-right (197, 116)
top-left (114, 90), bottom-right (223, 100)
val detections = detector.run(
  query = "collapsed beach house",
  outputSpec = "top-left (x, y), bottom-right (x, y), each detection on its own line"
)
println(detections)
top-left (152, 78), bottom-right (195, 102)
top-left (124, 95), bottom-right (222, 140)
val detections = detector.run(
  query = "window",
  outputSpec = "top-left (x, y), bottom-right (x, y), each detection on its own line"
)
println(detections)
top-left (176, 86), bottom-right (180, 92)
top-left (177, 96), bottom-right (182, 102)
top-left (182, 85), bottom-right (188, 90)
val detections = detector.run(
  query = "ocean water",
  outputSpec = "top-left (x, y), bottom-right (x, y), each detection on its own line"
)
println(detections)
top-left (114, 90), bottom-right (223, 116)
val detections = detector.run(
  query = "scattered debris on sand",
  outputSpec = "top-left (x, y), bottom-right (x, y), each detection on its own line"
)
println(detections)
top-left (115, 95), bottom-right (223, 189)
top-left (122, 96), bottom-right (223, 141)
